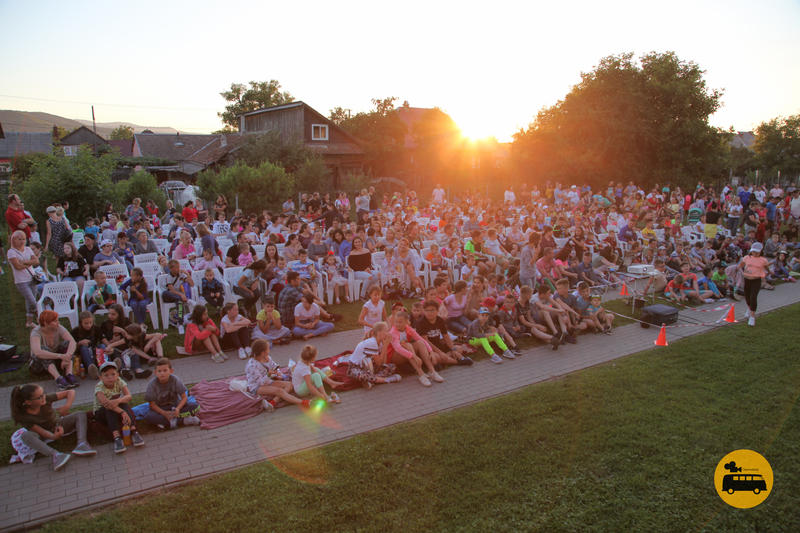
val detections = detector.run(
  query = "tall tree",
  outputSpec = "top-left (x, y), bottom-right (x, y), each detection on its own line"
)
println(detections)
top-left (512, 52), bottom-right (726, 188)
top-left (109, 125), bottom-right (134, 140)
top-left (754, 115), bottom-right (800, 179)
top-left (218, 80), bottom-right (294, 130)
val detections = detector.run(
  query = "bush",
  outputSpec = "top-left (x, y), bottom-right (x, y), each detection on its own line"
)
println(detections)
top-left (198, 161), bottom-right (294, 214)
top-left (115, 170), bottom-right (167, 214)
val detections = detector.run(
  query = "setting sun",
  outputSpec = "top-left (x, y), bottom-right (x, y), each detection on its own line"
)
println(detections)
top-left (456, 115), bottom-right (498, 142)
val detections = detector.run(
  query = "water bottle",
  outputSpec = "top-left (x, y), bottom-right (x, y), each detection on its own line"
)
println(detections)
top-left (122, 424), bottom-right (132, 446)
top-left (73, 356), bottom-right (81, 377)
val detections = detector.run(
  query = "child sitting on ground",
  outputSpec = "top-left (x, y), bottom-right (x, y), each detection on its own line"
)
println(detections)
top-left (10, 384), bottom-right (96, 471)
top-left (246, 340), bottom-right (309, 411)
top-left (93, 361), bottom-right (144, 454)
top-left (291, 345), bottom-right (343, 405)
top-left (358, 286), bottom-right (387, 336)
top-left (340, 322), bottom-right (402, 389)
top-left (516, 286), bottom-right (561, 350)
top-left (124, 323), bottom-right (165, 369)
top-left (585, 293), bottom-right (614, 333)
top-left (143, 358), bottom-right (200, 429)
top-left (467, 306), bottom-right (516, 364)
top-left (253, 297), bottom-right (293, 345)
top-left (201, 268), bottom-right (225, 312)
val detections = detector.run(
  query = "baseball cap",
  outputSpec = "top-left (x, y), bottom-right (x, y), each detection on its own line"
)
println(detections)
top-left (749, 242), bottom-right (763, 253)
top-left (46, 206), bottom-right (56, 213)
top-left (99, 361), bottom-right (118, 373)
top-left (100, 239), bottom-right (113, 247)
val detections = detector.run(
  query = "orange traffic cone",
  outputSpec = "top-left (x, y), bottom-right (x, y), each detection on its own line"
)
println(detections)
top-left (724, 304), bottom-right (737, 323)
top-left (619, 283), bottom-right (629, 297)
top-left (654, 324), bottom-right (668, 346)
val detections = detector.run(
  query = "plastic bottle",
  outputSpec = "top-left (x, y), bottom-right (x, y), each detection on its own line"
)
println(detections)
top-left (72, 356), bottom-right (81, 377)
top-left (122, 424), bottom-right (132, 446)
top-left (96, 348), bottom-right (106, 366)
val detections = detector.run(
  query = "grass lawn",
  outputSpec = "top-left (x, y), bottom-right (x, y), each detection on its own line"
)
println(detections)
top-left (36, 303), bottom-right (800, 532)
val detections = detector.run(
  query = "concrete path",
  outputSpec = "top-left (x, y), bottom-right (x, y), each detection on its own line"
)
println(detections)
top-left (1, 281), bottom-right (798, 531)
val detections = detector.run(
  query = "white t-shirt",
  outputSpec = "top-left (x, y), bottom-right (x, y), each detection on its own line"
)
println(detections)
top-left (504, 190), bottom-right (516, 203)
top-left (294, 302), bottom-right (321, 325)
top-left (291, 360), bottom-right (312, 392)
top-left (362, 299), bottom-right (384, 332)
top-left (341, 337), bottom-right (380, 366)
top-left (432, 187), bottom-right (445, 204)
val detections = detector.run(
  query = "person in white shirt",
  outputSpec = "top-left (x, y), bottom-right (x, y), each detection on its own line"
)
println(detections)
top-left (503, 187), bottom-right (516, 205)
top-left (292, 293), bottom-right (334, 340)
top-left (339, 322), bottom-right (401, 388)
top-left (432, 185), bottom-right (446, 205)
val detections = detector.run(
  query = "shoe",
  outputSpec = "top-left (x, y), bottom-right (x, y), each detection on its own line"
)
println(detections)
top-left (704, 298), bottom-right (715, 303)
top-left (502, 350), bottom-right (516, 360)
top-left (113, 437), bottom-right (126, 454)
top-left (744, 309), bottom-right (751, 318)
top-left (386, 374), bottom-right (402, 383)
top-left (238, 348), bottom-right (247, 360)
top-left (178, 325), bottom-right (185, 335)
top-left (429, 371), bottom-right (445, 383)
top-left (56, 376), bottom-right (71, 390)
top-left (134, 368), bottom-right (152, 379)
top-left (211, 353), bottom-right (225, 364)
top-left (329, 392), bottom-right (341, 403)
top-left (52, 452), bottom-right (71, 471)
top-left (566, 334), bottom-right (577, 344)
top-left (490, 353), bottom-right (503, 364)
top-left (220, 351), bottom-right (230, 360)
top-left (87, 364), bottom-right (99, 380)
top-left (748, 316), bottom-right (755, 327)
top-left (603, 326), bottom-right (613, 335)
top-left (301, 399), bottom-right (312, 408)
top-left (550, 336), bottom-right (560, 350)
top-left (66, 373), bottom-right (80, 386)
top-left (511, 347), bottom-right (522, 355)
top-left (418, 374), bottom-right (432, 387)
top-left (71, 442), bottom-right (97, 457)
top-left (245, 346), bottom-right (252, 357)
top-left (262, 399), bottom-right (275, 413)
top-left (183, 415), bottom-right (201, 426)
top-left (131, 431), bottom-right (145, 447)
top-left (457, 356), bottom-right (473, 366)
top-left (121, 368), bottom-right (134, 381)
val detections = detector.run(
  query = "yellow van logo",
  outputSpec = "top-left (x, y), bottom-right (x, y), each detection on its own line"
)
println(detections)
top-left (714, 449), bottom-right (772, 508)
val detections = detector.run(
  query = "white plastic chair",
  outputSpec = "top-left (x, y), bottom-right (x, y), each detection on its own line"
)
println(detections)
top-left (151, 239), bottom-right (169, 255)
top-left (133, 253), bottom-right (159, 266)
top-left (252, 243), bottom-right (266, 260)
top-left (98, 263), bottom-right (129, 283)
top-left (223, 266), bottom-right (245, 306)
top-left (191, 269), bottom-right (232, 308)
top-left (37, 281), bottom-right (80, 328)
top-left (155, 274), bottom-right (195, 330)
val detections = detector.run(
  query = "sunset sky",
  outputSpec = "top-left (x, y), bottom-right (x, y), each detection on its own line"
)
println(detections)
top-left (1, 0), bottom-right (798, 141)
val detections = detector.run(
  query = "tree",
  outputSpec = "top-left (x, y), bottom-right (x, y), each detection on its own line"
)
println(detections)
top-left (754, 115), bottom-right (800, 180)
top-left (234, 131), bottom-right (314, 173)
top-left (115, 170), bottom-right (167, 213)
top-left (218, 80), bottom-right (294, 130)
top-left (512, 52), bottom-right (726, 188)
top-left (197, 161), bottom-right (294, 213)
top-left (53, 126), bottom-right (69, 141)
top-left (294, 156), bottom-right (331, 193)
top-left (20, 147), bottom-right (117, 225)
top-left (109, 125), bottom-right (134, 140)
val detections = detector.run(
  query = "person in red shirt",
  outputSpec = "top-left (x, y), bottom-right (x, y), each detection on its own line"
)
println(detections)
top-left (5, 194), bottom-right (35, 239)
top-left (181, 201), bottom-right (199, 224)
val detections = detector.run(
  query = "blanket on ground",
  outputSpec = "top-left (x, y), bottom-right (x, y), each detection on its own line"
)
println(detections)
top-left (190, 377), bottom-right (264, 430)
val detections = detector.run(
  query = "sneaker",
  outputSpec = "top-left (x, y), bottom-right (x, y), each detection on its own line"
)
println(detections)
top-left (418, 374), bottom-right (432, 387)
top-left (113, 437), bottom-right (126, 454)
top-left (301, 399), bottom-right (312, 409)
top-left (211, 353), bottom-right (225, 364)
top-left (748, 316), bottom-right (755, 327)
top-left (177, 325), bottom-right (185, 335)
top-left (262, 399), bottom-right (275, 413)
top-left (52, 452), bottom-right (71, 471)
top-left (238, 348), bottom-right (247, 360)
top-left (56, 376), bottom-right (71, 390)
top-left (121, 368), bottom-right (134, 381)
top-left (66, 373), bottom-right (80, 386)
top-left (131, 431), bottom-right (145, 447)
top-left (71, 442), bottom-right (97, 457)
top-left (550, 336), bottom-right (560, 350)
top-left (134, 368), bottom-right (152, 379)
top-left (245, 346), bottom-right (252, 357)
top-left (704, 298), bottom-right (715, 303)
top-left (490, 353), bottom-right (503, 364)
top-left (87, 364), bottom-right (99, 380)
top-left (744, 308), bottom-right (751, 318)
top-left (329, 392), bottom-right (342, 403)
top-left (429, 371), bottom-right (445, 383)
top-left (511, 347), bottom-right (522, 356)
top-left (457, 356), bottom-right (474, 366)
top-left (386, 374), bottom-right (402, 383)
top-left (502, 350), bottom-right (516, 360)
top-left (603, 326), bottom-right (613, 335)
top-left (220, 351), bottom-right (230, 361)
top-left (183, 415), bottom-right (201, 426)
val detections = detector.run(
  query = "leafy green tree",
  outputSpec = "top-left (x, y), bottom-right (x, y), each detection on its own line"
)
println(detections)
top-left (197, 161), bottom-right (294, 213)
top-left (512, 52), bottom-right (726, 187)
top-left (115, 170), bottom-right (167, 213)
top-left (754, 115), bottom-right (800, 179)
top-left (218, 80), bottom-right (294, 130)
top-left (334, 97), bottom-right (407, 177)
top-left (109, 125), bottom-right (134, 140)
top-left (20, 147), bottom-right (117, 225)
top-left (234, 131), bottom-right (313, 173)
top-left (294, 157), bottom-right (331, 193)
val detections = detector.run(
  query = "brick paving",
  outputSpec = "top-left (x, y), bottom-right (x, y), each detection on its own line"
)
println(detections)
top-left (1, 281), bottom-right (798, 531)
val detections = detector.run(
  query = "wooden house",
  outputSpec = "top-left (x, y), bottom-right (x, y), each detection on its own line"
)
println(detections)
top-left (59, 126), bottom-right (108, 156)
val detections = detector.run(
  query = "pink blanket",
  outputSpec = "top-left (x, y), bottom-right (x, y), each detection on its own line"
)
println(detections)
top-left (190, 376), bottom-right (263, 430)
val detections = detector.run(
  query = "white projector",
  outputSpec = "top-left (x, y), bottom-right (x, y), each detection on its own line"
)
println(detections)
top-left (628, 264), bottom-right (657, 275)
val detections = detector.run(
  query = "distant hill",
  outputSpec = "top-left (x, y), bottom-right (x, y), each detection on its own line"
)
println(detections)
top-left (0, 110), bottom-right (187, 138)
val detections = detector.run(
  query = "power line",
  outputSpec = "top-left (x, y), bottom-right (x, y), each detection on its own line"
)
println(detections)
top-left (0, 93), bottom-right (218, 112)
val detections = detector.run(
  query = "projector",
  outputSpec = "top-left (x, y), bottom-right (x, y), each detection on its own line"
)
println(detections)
top-left (628, 264), bottom-right (657, 275)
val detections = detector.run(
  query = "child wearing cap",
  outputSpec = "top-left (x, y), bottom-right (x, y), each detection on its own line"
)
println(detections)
top-left (94, 361), bottom-right (144, 454)
top-left (466, 306), bottom-right (516, 364)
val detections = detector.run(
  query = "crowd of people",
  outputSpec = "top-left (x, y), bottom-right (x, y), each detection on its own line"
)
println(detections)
top-left (6, 179), bottom-right (800, 470)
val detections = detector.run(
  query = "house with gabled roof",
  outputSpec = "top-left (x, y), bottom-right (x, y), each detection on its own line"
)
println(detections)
top-left (59, 125), bottom-right (108, 156)
top-left (132, 132), bottom-right (245, 182)
top-left (239, 101), bottom-right (364, 187)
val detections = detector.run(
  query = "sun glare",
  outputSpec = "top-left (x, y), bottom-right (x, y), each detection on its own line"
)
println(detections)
top-left (457, 116), bottom-right (495, 142)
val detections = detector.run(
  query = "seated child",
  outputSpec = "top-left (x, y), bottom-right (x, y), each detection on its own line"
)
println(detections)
top-left (711, 262), bottom-right (732, 297)
top-left (163, 259), bottom-right (193, 333)
top-left (93, 361), bottom-right (144, 454)
top-left (237, 242), bottom-right (254, 268)
top-left (119, 267), bottom-right (150, 325)
top-left (585, 293), bottom-right (614, 333)
top-left (322, 253), bottom-right (348, 304)
top-left (426, 244), bottom-right (446, 273)
top-left (124, 323), bottom-right (164, 370)
top-left (290, 345), bottom-right (343, 405)
top-left (413, 300), bottom-right (473, 365)
top-left (87, 270), bottom-right (116, 313)
top-left (245, 340), bottom-right (308, 410)
top-left (516, 286), bottom-right (561, 349)
top-left (387, 309), bottom-right (443, 386)
top-left (201, 268), bottom-right (225, 311)
top-left (143, 358), bottom-right (200, 429)
top-left (10, 384), bottom-right (96, 471)
top-left (253, 298), bottom-right (293, 344)
top-left (72, 311), bottom-right (102, 379)
top-left (193, 247), bottom-right (224, 273)
top-left (466, 306), bottom-right (516, 364)
top-left (358, 286), bottom-right (387, 336)
top-left (697, 267), bottom-right (723, 298)
top-left (339, 322), bottom-right (402, 389)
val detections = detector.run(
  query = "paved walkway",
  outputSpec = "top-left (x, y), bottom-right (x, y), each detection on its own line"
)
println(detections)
top-left (2, 282), bottom-right (799, 531)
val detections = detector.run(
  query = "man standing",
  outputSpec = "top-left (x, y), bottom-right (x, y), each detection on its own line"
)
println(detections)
top-left (5, 194), bottom-right (35, 240)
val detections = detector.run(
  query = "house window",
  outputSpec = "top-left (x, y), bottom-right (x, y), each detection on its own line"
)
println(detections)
top-left (311, 124), bottom-right (328, 141)
top-left (63, 145), bottom-right (78, 157)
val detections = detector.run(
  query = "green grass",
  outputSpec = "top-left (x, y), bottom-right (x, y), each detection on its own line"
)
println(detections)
top-left (35, 303), bottom-right (800, 532)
